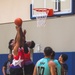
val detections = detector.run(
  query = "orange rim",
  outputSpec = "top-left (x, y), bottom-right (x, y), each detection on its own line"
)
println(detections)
top-left (33, 8), bottom-right (50, 12)
top-left (33, 8), bottom-right (53, 16)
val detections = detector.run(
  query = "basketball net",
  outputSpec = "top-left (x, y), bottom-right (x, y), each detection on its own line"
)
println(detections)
top-left (34, 8), bottom-right (49, 27)
top-left (36, 12), bottom-right (47, 27)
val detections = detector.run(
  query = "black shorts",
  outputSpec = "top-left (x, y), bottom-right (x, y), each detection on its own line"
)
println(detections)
top-left (6, 74), bottom-right (10, 75)
top-left (24, 63), bottom-right (35, 75)
top-left (10, 68), bottom-right (23, 75)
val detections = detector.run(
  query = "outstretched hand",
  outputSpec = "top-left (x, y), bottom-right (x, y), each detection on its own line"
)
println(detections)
top-left (16, 25), bottom-right (22, 32)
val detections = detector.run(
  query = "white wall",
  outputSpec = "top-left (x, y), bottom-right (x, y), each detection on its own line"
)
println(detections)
top-left (0, 0), bottom-right (31, 23)
top-left (0, 15), bottom-right (75, 54)
top-left (0, 23), bottom-right (16, 54)
top-left (22, 15), bottom-right (75, 52)
top-left (0, 0), bottom-right (75, 53)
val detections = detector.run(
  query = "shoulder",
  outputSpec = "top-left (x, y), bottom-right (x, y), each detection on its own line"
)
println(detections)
top-left (63, 63), bottom-right (68, 70)
top-left (37, 58), bottom-right (43, 63)
top-left (3, 61), bottom-right (8, 66)
top-left (48, 60), bottom-right (56, 67)
top-left (38, 58), bottom-right (44, 61)
top-left (53, 59), bottom-right (60, 65)
top-left (36, 58), bottom-right (44, 65)
top-left (53, 59), bottom-right (58, 62)
top-left (5, 61), bottom-right (8, 64)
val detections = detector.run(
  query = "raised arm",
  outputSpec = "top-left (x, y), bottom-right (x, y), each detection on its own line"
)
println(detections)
top-left (13, 26), bottom-right (23, 55)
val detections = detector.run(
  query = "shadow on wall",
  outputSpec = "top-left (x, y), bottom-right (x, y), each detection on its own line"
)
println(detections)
top-left (33, 52), bottom-right (75, 75)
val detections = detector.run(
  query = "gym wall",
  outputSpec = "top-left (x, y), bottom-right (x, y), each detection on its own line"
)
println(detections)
top-left (0, 0), bottom-right (31, 23)
top-left (0, 15), bottom-right (75, 75)
top-left (0, 15), bottom-right (75, 54)
top-left (0, 0), bottom-right (75, 75)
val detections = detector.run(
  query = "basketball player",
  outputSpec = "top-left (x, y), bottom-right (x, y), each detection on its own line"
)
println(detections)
top-left (58, 54), bottom-right (68, 75)
top-left (9, 30), bottom-right (35, 75)
top-left (23, 30), bottom-right (35, 75)
top-left (33, 46), bottom-right (56, 75)
top-left (9, 25), bottom-right (25, 75)
top-left (24, 44), bottom-right (35, 75)
top-left (51, 51), bottom-right (61, 75)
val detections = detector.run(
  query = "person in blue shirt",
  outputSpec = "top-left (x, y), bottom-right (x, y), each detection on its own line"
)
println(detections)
top-left (2, 54), bottom-right (12, 75)
top-left (58, 53), bottom-right (68, 75)
top-left (50, 51), bottom-right (61, 75)
top-left (33, 46), bottom-right (56, 75)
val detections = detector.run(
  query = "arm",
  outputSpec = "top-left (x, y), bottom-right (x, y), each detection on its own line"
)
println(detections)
top-left (33, 66), bottom-right (37, 75)
top-left (23, 29), bottom-right (29, 53)
top-left (23, 29), bottom-right (26, 41)
top-left (2, 66), bottom-right (6, 75)
top-left (48, 60), bottom-right (56, 75)
top-left (2, 62), bottom-right (7, 75)
top-left (13, 26), bottom-right (23, 55)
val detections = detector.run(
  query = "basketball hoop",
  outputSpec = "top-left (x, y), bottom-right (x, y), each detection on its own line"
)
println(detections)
top-left (33, 8), bottom-right (53, 27)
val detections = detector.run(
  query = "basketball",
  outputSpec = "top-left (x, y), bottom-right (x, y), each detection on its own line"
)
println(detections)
top-left (14, 18), bottom-right (22, 26)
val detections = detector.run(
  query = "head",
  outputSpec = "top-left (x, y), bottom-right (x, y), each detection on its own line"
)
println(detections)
top-left (44, 47), bottom-right (53, 57)
top-left (51, 50), bottom-right (55, 59)
top-left (24, 42), bottom-right (29, 53)
top-left (58, 53), bottom-right (68, 63)
top-left (8, 54), bottom-right (12, 60)
top-left (26, 41), bottom-right (35, 49)
top-left (8, 39), bottom-right (15, 53)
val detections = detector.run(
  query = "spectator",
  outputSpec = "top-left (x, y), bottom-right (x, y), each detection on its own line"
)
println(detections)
top-left (58, 53), bottom-right (68, 75)
top-left (2, 54), bottom-right (12, 75)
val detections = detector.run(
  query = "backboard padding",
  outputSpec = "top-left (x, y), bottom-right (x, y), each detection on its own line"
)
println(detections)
top-left (30, 0), bottom-right (75, 19)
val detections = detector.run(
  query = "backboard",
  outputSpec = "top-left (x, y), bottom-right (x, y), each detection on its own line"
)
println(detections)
top-left (30, 0), bottom-right (75, 19)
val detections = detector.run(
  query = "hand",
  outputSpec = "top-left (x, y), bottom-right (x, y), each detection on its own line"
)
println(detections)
top-left (16, 25), bottom-right (21, 31)
top-left (23, 29), bottom-right (26, 35)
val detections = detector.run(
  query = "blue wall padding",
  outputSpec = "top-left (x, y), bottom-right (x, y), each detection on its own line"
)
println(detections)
top-left (0, 54), bottom-right (8, 75)
top-left (0, 52), bottom-right (75, 75)
top-left (72, 52), bottom-right (75, 75)
top-left (33, 52), bottom-right (75, 75)
top-left (33, 53), bottom-right (44, 65)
